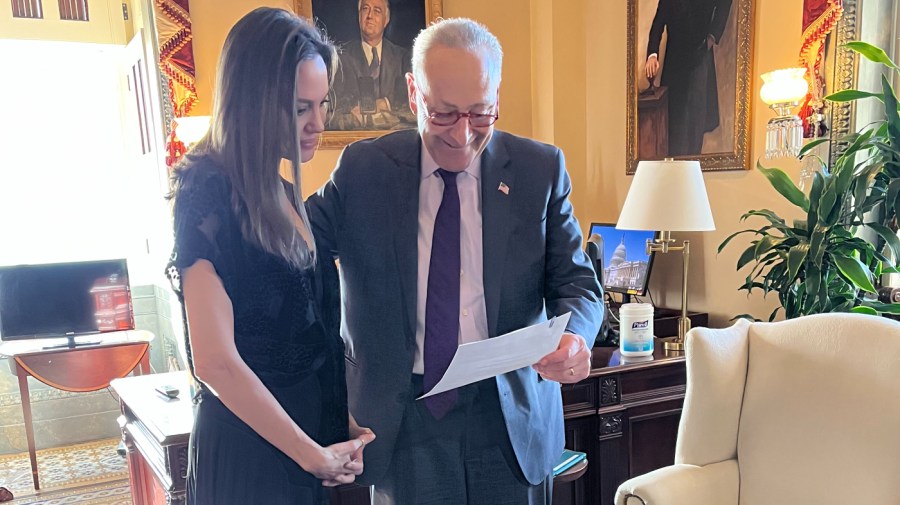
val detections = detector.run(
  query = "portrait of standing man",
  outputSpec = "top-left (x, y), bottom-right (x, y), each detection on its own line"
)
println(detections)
top-left (641, 0), bottom-right (734, 156)
top-left (627, 0), bottom-right (753, 173)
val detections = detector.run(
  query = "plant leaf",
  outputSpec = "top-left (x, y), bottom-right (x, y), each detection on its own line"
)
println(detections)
top-left (825, 89), bottom-right (884, 102)
top-left (753, 235), bottom-right (783, 258)
top-left (757, 162), bottom-right (810, 212)
top-left (860, 301), bottom-right (900, 314)
top-left (887, 178), bottom-right (900, 218)
top-left (846, 41), bottom-right (900, 69)
top-left (895, 190), bottom-right (900, 227)
top-left (850, 306), bottom-right (878, 315)
top-left (872, 140), bottom-right (900, 158)
top-left (718, 228), bottom-right (761, 254)
top-left (833, 254), bottom-right (878, 293)
top-left (803, 263), bottom-right (821, 314)
top-left (817, 186), bottom-right (838, 226)
top-left (819, 266), bottom-right (834, 311)
top-left (744, 209), bottom-right (787, 226)
top-left (810, 225), bottom-right (827, 267)
top-left (786, 243), bottom-right (810, 281)
top-left (853, 166), bottom-right (879, 221)
top-left (866, 223), bottom-right (900, 261)
top-left (838, 129), bottom-right (875, 169)
top-left (798, 138), bottom-right (831, 158)
top-left (881, 75), bottom-right (900, 147)
top-left (736, 244), bottom-right (757, 270)
top-left (807, 171), bottom-right (825, 233)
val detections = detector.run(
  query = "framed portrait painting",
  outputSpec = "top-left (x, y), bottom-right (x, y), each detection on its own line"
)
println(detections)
top-left (626, 0), bottom-right (754, 173)
top-left (295, 0), bottom-right (443, 149)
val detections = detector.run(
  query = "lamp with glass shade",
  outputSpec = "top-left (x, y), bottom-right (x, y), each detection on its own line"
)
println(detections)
top-left (759, 67), bottom-right (809, 159)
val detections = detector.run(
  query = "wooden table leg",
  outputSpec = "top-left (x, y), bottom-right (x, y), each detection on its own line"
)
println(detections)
top-left (16, 361), bottom-right (39, 490)
top-left (137, 345), bottom-right (150, 376)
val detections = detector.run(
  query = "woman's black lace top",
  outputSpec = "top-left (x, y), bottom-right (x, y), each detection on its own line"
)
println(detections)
top-left (165, 160), bottom-right (347, 446)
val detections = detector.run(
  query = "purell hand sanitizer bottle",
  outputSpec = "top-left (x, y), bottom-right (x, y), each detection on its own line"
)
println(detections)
top-left (619, 303), bottom-right (654, 357)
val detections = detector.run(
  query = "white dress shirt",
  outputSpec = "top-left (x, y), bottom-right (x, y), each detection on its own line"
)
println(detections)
top-left (413, 144), bottom-right (489, 374)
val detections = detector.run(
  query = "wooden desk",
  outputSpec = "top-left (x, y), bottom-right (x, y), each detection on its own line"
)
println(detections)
top-left (555, 342), bottom-right (686, 505)
top-left (0, 330), bottom-right (153, 490)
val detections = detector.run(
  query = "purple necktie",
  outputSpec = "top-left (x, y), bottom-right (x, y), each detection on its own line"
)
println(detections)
top-left (424, 169), bottom-right (460, 420)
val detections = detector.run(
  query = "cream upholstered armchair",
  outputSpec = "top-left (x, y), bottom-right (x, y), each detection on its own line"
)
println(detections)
top-left (615, 313), bottom-right (900, 505)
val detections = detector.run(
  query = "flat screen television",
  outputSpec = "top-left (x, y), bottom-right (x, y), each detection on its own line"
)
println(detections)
top-left (0, 259), bottom-right (133, 347)
top-left (587, 223), bottom-right (658, 298)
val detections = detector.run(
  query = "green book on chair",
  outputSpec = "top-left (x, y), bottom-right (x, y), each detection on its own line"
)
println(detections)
top-left (553, 449), bottom-right (587, 477)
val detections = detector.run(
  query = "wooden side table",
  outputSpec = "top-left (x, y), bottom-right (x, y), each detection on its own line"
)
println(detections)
top-left (112, 371), bottom-right (192, 505)
top-left (0, 330), bottom-right (153, 489)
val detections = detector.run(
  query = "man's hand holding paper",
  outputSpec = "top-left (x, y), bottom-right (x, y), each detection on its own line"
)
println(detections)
top-left (532, 332), bottom-right (592, 383)
top-left (418, 312), bottom-right (578, 399)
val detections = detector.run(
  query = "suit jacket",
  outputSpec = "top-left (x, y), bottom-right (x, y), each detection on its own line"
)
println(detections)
top-left (333, 37), bottom-right (411, 116)
top-left (307, 129), bottom-right (603, 485)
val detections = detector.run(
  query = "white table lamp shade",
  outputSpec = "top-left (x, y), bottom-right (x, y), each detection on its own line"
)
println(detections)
top-left (617, 160), bottom-right (715, 232)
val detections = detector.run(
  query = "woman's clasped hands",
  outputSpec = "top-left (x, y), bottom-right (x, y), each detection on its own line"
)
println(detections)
top-left (300, 422), bottom-right (375, 487)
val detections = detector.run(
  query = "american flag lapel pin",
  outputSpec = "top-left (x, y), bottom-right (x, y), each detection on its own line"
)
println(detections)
top-left (498, 182), bottom-right (510, 195)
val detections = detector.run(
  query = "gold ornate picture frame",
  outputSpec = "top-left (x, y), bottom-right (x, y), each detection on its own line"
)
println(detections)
top-left (626, 0), bottom-right (754, 173)
top-left (295, 0), bottom-right (443, 149)
top-left (823, 0), bottom-right (858, 165)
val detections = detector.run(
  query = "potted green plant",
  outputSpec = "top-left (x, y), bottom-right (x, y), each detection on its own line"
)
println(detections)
top-left (720, 41), bottom-right (900, 320)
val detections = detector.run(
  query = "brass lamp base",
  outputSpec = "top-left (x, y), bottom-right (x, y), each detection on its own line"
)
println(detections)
top-left (664, 340), bottom-right (685, 352)
top-left (646, 236), bottom-right (693, 354)
top-left (664, 317), bottom-right (691, 352)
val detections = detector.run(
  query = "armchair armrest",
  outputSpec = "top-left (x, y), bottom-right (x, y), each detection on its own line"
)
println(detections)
top-left (614, 459), bottom-right (739, 505)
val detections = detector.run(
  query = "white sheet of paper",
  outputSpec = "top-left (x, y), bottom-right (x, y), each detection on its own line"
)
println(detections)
top-left (418, 312), bottom-right (572, 399)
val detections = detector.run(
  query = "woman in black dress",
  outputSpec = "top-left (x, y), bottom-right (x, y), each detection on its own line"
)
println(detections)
top-left (166, 8), bottom-right (374, 504)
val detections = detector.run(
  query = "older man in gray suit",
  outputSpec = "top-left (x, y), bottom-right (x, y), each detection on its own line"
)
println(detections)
top-left (308, 17), bottom-right (603, 505)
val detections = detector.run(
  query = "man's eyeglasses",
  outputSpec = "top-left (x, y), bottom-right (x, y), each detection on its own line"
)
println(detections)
top-left (421, 97), bottom-right (499, 127)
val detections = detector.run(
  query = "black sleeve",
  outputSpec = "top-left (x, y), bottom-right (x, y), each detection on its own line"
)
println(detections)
top-left (708, 0), bottom-right (733, 43)
top-left (306, 148), bottom-right (349, 261)
top-left (166, 168), bottom-right (236, 292)
top-left (647, 0), bottom-right (667, 57)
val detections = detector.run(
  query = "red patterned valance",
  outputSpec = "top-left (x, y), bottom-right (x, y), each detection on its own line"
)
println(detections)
top-left (155, 0), bottom-right (197, 117)
top-left (799, 0), bottom-right (842, 136)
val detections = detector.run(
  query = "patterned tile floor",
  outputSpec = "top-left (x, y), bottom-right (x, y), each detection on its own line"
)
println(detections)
top-left (0, 439), bottom-right (129, 505)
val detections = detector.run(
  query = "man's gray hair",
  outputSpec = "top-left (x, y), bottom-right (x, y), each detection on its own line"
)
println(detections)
top-left (411, 18), bottom-right (503, 95)
top-left (358, 0), bottom-right (390, 16)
